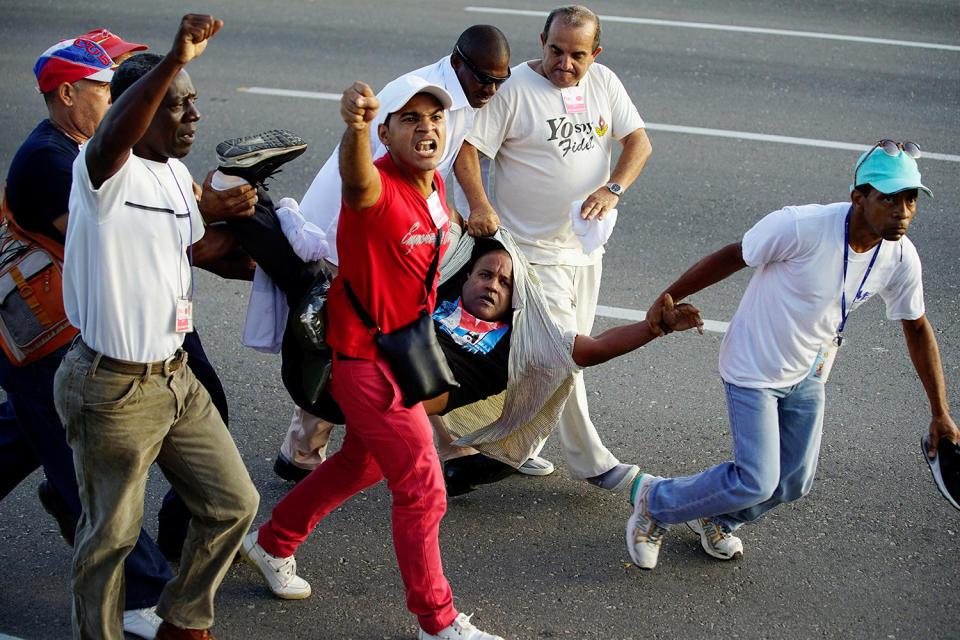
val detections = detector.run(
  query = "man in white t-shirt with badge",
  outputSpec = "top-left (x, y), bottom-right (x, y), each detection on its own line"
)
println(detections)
top-left (54, 15), bottom-right (259, 639)
top-left (456, 4), bottom-right (653, 491)
top-left (627, 141), bottom-right (959, 570)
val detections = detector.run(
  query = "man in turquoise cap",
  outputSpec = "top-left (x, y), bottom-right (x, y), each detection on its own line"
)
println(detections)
top-left (626, 140), bottom-right (959, 570)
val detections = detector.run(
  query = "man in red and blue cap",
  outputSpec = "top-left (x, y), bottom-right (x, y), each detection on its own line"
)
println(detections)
top-left (629, 140), bottom-right (959, 570)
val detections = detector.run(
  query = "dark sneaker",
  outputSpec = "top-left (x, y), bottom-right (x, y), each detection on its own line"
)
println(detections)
top-left (273, 451), bottom-right (313, 483)
top-left (216, 129), bottom-right (307, 189)
top-left (443, 454), bottom-right (515, 496)
top-left (38, 479), bottom-right (78, 547)
top-left (587, 462), bottom-right (640, 492)
top-left (923, 435), bottom-right (960, 510)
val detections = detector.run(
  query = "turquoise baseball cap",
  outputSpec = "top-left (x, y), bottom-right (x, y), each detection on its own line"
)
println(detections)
top-left (851, 146), bottom-right (932, 197)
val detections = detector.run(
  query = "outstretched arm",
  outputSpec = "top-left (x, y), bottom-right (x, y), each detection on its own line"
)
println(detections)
top-left (647, 241), bottom-right (747, 337)
top-left (86, 14), bottom-right (222, 188)
top-left (573, 295), bottom-right (702, 367)
top-left (901, 315), bottom-right (959, 458)
top-left (454, 140), bottom-right (499, 237)
top-left (338, 81), bottom-right (382, 210)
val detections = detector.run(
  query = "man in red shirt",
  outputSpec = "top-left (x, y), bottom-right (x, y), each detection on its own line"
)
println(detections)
top-left (240, 76), bottom-right (504, 640)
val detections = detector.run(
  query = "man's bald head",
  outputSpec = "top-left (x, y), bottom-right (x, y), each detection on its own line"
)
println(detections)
top-left (451, 25), bottom-right (511, 108)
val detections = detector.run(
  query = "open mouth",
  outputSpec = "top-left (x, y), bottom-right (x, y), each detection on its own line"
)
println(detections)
top-left (415, 139), bottom-right (438, 156)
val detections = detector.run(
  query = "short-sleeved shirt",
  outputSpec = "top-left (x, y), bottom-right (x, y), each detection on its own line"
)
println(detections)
top-left (466, 62), bottom-right (645, 265)
top-left (432, 271), bottom-right (511, 413)
top-left (5, 119), bottom-right (79, 244)
top-left (325, 154), bottom-right (452, 360)
top-left (299, 56), bottom-right (475, 265)
top-left (719, 202), bottom-right (925, 388)
top-left (64, 150), bottom-right (205, 362)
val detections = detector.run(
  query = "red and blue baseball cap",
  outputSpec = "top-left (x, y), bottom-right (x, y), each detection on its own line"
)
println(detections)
top-left (33, 37), bottom-right (115, 93)
top-left (76, 28), bottom-right (148, 62)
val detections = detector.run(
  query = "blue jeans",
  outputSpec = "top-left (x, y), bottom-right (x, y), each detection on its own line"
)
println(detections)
top-left (648, 377), bottom-right (825, 530)
top-left (0, 344), bottom-right (172, 609)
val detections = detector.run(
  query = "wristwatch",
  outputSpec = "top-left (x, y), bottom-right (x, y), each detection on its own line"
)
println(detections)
top-left (605, 182), bottom-right (623, 197)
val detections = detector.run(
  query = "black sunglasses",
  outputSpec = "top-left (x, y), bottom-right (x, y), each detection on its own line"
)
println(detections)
top-left (853, 139), bottom-right (921, 187)
top-left (454, 44), bottom-right (510, 86)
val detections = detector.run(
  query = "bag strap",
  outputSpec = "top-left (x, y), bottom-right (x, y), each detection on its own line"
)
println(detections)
top-left (343, 228), bottom-right (443, 334)
top-left (1, 184), bottom-right (66, 262)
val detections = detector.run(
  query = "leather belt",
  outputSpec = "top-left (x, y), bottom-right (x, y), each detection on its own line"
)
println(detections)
top-left (77, 340), bottom-right (185, 376)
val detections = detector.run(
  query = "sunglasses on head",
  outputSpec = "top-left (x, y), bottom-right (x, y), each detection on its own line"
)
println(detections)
top-left (454, 44), bottom-right (510, 86)
top-left (854, 139), bottom-right (921, 187)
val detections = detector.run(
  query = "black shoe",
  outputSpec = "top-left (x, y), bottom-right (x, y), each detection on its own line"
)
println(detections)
top-left (443, 454), bottom-right (516, 497)
top-left (216, 129), bottom-right (307, 190)
top-left (923, 435), bottom-right (960, 510)
top-left (274, 451), bottom-right (313, 483)
top-left (37, 479), bottom-right (78, 547)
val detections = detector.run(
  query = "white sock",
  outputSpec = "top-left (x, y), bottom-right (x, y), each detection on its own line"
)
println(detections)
top-left (211, 170), bottom-right (249, 191)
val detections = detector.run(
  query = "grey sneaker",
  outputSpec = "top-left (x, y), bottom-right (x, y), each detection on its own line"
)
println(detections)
top-left (419, 613), bottom-right (504, 640)
top-left (686, 517), bottom-right (743, 560)
top-left (122, 606), bottom-right (162, 640)
top-left (587, 463), bottom-right (640, 492)
top-left (216, 129), bottom-right (307, 189)
top-left (518, 456), bottom-right (555, 476)
top-left (239, 531), bottom-right (311, 599)
top-left (626, 474), bottom-right (667, 569)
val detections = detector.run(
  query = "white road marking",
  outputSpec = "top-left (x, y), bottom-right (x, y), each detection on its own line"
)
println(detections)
top-left (596, 305), bottom-right (729, 333)
top-left (237, 88), bottom-right (960, 162)
top-left (464, 6), bottom-right (960, 52)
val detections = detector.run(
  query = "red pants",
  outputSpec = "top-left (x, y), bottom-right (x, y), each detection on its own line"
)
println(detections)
top-left (257, 356), bottom-right (456, 633)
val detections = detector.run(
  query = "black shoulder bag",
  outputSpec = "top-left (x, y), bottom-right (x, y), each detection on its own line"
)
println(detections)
top-left (343, 229), bottom-right (458, 407)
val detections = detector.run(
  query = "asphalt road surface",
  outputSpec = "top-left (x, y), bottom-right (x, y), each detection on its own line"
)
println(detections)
top-left (0, 1), bottom-right (958, 638)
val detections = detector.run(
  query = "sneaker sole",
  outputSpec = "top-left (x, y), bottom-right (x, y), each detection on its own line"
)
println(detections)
top-left (517, 459), bottom-right (555, 476)
top-left (239, 543), bottom-right (312, 600)
top-left (217, 130), bottom-right (307, 167)
top-left (922, 435), bottom-right (960, 510)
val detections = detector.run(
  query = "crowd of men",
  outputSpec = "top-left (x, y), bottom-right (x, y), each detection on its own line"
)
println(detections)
top-left (0, 5), bottom-right (956, 640)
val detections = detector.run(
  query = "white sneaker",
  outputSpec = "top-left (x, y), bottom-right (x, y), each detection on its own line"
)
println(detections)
top-left (122, 606), bottom-right (162, 640)
top-left (686, 517), bottom-right (743, 560)
top-left (239, 530), bottom-right (311, 599)
top-left (518, 456), bottom-right (554, 476)
top-left (419, 613), bottom-right (503, 640)
top-left (626, 474), bottom-right (668, 569)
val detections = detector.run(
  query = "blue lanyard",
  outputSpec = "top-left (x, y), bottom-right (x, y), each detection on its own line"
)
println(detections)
top-left (837, 209), bottom-right (881, 343)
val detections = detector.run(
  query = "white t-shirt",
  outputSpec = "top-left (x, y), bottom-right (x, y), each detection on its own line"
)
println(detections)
top-left (64, 150), bottom-right (204, 362)
top-left (465, 61), bottom-right (645, 266)
top-left (299, 56), bottom-right (476, 265)
top-left (719, 202), bottom-right (925, 388)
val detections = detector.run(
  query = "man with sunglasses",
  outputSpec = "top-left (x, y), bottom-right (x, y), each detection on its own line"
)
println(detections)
top-left (626, 141), bottom-right (959, 570)
top-left (455, 4), bottom-right (653, 492)
top-left (269, 24), bottom-right (511, 481)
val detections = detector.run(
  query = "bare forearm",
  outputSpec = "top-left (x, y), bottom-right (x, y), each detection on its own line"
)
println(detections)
top-left (572, 321), bottom-right (656, 367)
top-left (609, 128), bottom-right (652, 193)
top-left (903, 317), bottom-right (951, 418)
top-left (453, 141), bottom-right (487, 210)
top-left (662, 242), bottom-right (746, 302)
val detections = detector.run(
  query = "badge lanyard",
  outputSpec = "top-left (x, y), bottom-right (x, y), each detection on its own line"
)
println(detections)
top-left (145, 162), bottom-right (195, 332)
top-left (836, 208), bottom-right (881, 346)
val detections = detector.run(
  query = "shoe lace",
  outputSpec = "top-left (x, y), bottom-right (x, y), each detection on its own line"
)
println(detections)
top-left (701, 519), bottom-right (731, 547)
top-left (269, 554), bottom-right (298, 580)
top-left (254, 168), bottom-right (284, 191)
top-left (633, 513), bottom-right (666, 545)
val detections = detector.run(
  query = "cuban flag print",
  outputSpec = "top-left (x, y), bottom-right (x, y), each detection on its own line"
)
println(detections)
top-left (433, 297), bottom-right (508, 355)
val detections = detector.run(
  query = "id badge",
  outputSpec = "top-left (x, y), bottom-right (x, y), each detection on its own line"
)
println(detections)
top-left (175, 298), bottom-right (193, 333)
top-left (807, 338), bottom-right (841, 384)
top-left (561, 86), bottom-right (586, 113)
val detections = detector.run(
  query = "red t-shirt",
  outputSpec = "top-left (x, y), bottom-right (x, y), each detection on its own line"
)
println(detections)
top-left (326, 154), bottom-right (451, 359)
